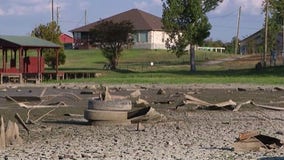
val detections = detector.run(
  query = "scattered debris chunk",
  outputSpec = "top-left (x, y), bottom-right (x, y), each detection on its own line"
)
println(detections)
top-left (153, 100), bottom-right (174, 105)
top-left (274, 87), bottom-right (284, 91)
top-left (136, 122), bottom-right (145, 131)
top-left (237, 87), bottom-right (246, 92)
top-left (130, 90), bottom-right (141, 99)
top-left (64, 113), bottom-right (83, 117)
top-left (129, 107), bottom-right (166, 123)
top-left (239, 130), bottom-right (260, 141)
top-left (5, 120), bottom-right (23, 146)
top-left (134, 98), bottom-right (149, 107)
top-left (157, 88), bottom-right (166, 95)
top-left (101, 86), bottom-right (112, 101)
top-left (80, 91), bottom-right (95, 95)
top-left (234, 131), bottom-right (283, 152)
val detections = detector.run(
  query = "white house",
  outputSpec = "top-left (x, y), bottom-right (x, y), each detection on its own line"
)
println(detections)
top-left (70, 8), bottom-right (168, 50)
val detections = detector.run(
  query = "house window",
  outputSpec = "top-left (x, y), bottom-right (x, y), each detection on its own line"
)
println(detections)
top-left (133, 32), bottom-right (148, 43)
top-left (139, 32), bottom-right (148, 42)
top-left (133, 33), bottom-right (139, 42)
top-left (74, 32), bottom-right (81, 40)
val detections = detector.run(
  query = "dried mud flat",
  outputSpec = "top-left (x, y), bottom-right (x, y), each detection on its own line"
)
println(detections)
top-left (1, 83), bottom-right (284, 159)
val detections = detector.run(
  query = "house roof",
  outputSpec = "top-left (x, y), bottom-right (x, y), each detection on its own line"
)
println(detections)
top-left (59, 33), bottom-right (74, 44)
top-left (0, 35), bottom-right (61, 49)
top-left (240, 29), bottom-right (263, 44)
top-left (70, 8), bottom-right (163, 33)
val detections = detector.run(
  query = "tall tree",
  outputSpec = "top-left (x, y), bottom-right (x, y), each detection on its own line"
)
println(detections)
top-left (162, 0), bottom-right (223, 71)
top-left (31, 21), bottom-right (66, 69)
top-left (90, 20), bottom-right (134, 70)
top-left (269, 0), bottom-right (284, 54)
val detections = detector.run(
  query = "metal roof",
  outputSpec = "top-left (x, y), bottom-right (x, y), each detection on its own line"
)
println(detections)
top-left (0, 35), bottom-right (61, 49)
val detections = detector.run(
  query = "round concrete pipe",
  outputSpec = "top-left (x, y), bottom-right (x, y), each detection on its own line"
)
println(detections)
top-left (87, 99), bottom-right (132, 111)
top-left (84, 109), bottom-right (128, 121)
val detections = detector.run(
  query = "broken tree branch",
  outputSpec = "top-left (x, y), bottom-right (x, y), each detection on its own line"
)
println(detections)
top-left (176, 94), bottom-right (237, 109)
top-left (233, 100), bottom-right (284, 111)
top-left (15, 113), bottom-right (29, 134)
top-left (233, 100), bottom-right (253, 112)
top-left (33, 108), bottom-right (57, 123)
top-left (40, 87), bottom-right (47, 97)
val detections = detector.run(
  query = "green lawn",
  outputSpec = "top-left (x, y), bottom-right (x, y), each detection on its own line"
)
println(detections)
top-left (46, 49), bottom-right (284, 85)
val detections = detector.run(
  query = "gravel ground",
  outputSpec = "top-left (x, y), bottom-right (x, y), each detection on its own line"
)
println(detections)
top-left (1, 83), bottom-right (284, 160)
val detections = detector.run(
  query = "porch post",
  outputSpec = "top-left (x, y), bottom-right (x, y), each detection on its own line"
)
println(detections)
top-left (2, 49), bottom-right (4, 72)
top-left (37, 48), bottom-right (40, 82)
top-left (56, 48), bottom-right (59, 80)
top-left (19, 47), bottom-right (23, 73)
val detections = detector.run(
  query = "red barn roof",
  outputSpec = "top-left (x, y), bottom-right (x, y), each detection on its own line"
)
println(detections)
top-left (59, 33), bottom-right (74, 44)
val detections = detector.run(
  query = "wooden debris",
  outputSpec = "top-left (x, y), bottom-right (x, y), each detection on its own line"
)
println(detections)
top-left (5, 120), bottom-right (23, 146)
top-left (274, 87), bottom-right (284, 91)
top-left (234, 137), bottom-right (266, 152)
top-left (130, 89), bottom-right (141, 99)
top-left (40, 87), bottom-right (47, 97)
top-left (136, 122), bottom-right (145, 131)
top-left (234, 131), bottom-right (283, 152)
top-left (101, 86), bottom-right (112, 101)
top-left (0, 116), bottom-right (5, 150)
top-left (176, 94), bottom-right (236, 110)
top-left (129, 107), bottom-right (166, 123)
top-left (252, 101), bottom-right (284, 111)
top-left (239, 130), bottom-right (260, 141)
top-left (233, 100), bottom-right (253, 112)
top-left (15, 113), bottom-right (29, 134)
top-left (33, 108), bottom-right (57, 123)
top-left (233, 100), bottom-right (284, 111)
top-left (133, 98), bottom-right (150, 107)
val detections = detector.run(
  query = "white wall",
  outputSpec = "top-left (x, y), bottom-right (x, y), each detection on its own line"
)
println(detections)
top-left (133, 31), bottom-right (168, 50)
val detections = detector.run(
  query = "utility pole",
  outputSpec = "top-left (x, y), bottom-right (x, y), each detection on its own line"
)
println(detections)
top-left (282, 18), bottom-right (284, 64)
top-left (264, 0), bottom-right (269, 66)
top-left (235, 6), bottom-right (241, 55)
top-left (85, 10), bottom-right (87, 25)
top-left (56, 6), bottom-right (59, 24)
top-left (51, 0), bottom-right (54, 21)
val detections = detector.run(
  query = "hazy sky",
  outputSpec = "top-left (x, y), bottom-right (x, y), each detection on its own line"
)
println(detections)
top-left (0, 0), bottom-right (265, 42)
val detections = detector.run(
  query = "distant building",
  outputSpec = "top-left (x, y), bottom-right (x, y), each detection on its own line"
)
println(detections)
top-left (59, 33), bottom-right (74, 49)
top-left (69, 8), bottom-right (167, 50)
top-left (240, 29), bottom-right (283, 55)
top-left (197, 46), bottom-right (225, 53)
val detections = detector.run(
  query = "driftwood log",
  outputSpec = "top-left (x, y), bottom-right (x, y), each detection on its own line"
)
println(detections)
top-left (233, 100), bottom-right (284, 111)
top-left (176, 95), bottom-right (284, 111)
top-left (176, 94), bottom-right (237, 110)
top-left (15, 113), bottom-right (29, 133)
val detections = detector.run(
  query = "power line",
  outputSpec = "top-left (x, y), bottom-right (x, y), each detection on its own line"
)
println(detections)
top-left (208, 9), bottom-right (238, 19)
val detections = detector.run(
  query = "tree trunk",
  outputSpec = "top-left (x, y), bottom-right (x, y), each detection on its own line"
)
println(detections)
top-left (189, 45), bottom-right (196, 72)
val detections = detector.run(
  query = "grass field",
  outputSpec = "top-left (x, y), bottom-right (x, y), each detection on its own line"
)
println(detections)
top-left (46, 49), bottom-right (284, 85)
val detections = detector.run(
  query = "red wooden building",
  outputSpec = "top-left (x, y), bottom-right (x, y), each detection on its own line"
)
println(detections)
top-left (59, 33), bottom-right (74, 49)
top-left (0, 35), bottom-right (61, 84)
